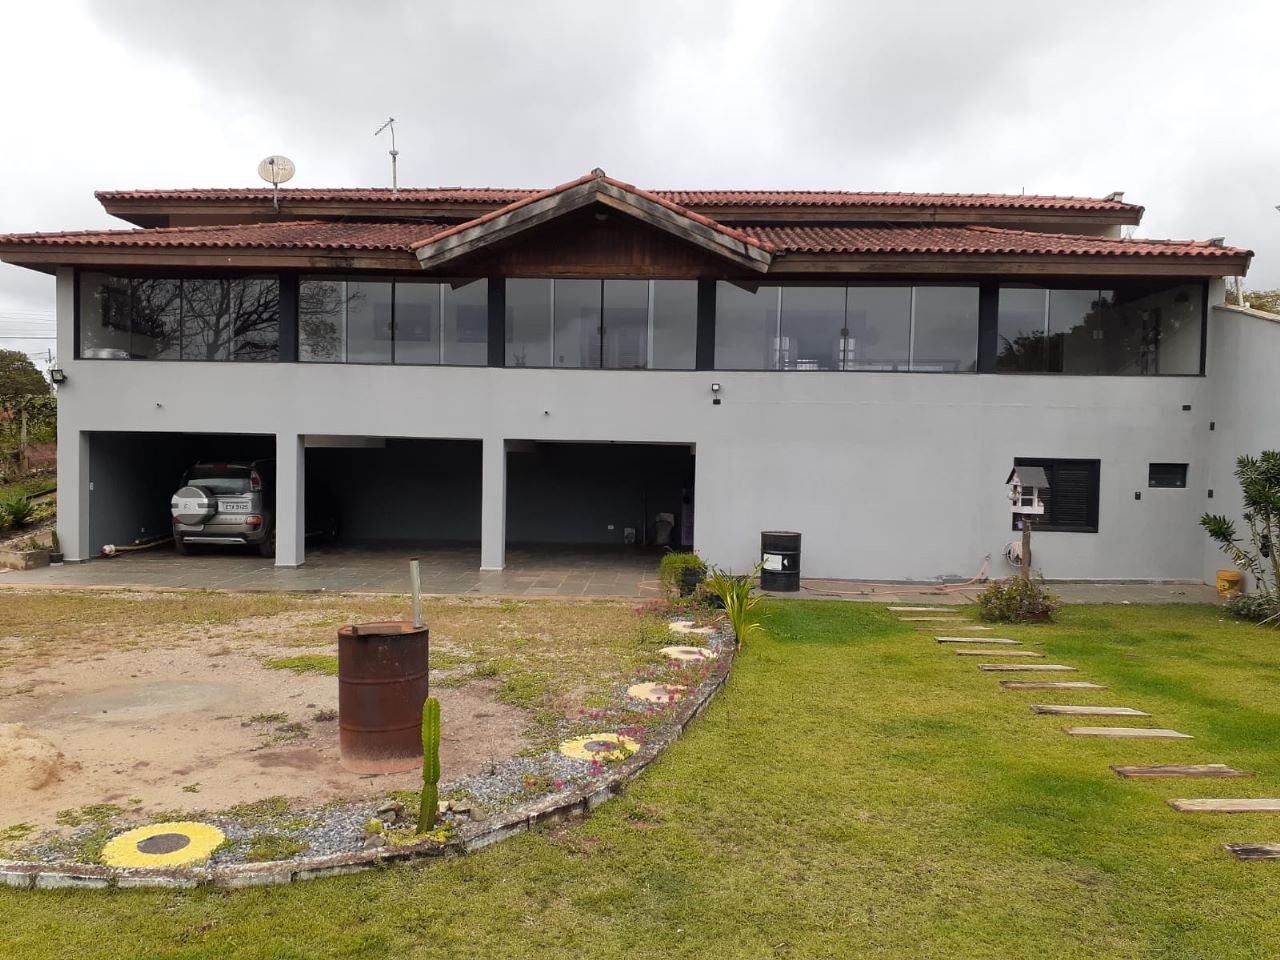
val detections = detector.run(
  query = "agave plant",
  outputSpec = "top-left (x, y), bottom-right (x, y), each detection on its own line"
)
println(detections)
top-left (0, 495), bottom-right (33, 528)
top-left (704, 562), bottom-right (766, 645)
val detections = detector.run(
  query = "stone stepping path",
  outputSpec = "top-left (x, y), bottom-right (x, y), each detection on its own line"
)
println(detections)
top-left (979, 663), bottom-right (1078, 672)
top-left (1217, 841), bottom-right (1280, 868)
top-left (668, 620), bottom-right (716, 636)
top-left (1113, 764), bottom-right (1249, 779)
top-left (1000, 680), bottom-right (1105, 690)
top-left (627, 681), bottom-right (689, 703)
top-left (559, 733), bottom-right (639, 762)
top-left (1065, 727), bottom-right (1192, 739)
top-left (889, 606), bottom-right (952, 612)
top-left (1030, 704), bottom-right (1148, 716)
top-left (919, 625), bottom-right (993, 631)
top-left (658, 645), bottom-right (716, 662)
top-left (898, 616), bottom-right (968, 623)
top-left (954, 649), bottom-right (1044, 658)
top-left (1168, 798), bottom-right (1280, 813)
top-left (936, 636), bottom-right (1020, 644)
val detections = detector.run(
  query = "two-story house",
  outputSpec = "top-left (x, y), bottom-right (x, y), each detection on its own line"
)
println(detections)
top-left (0, 169), bottom-right (1266, 584)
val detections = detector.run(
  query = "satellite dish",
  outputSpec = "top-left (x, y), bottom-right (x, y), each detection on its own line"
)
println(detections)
top-left (257, 155), bottom-right (296, 185)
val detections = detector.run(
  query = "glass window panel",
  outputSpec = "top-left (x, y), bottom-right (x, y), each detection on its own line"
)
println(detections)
top-left (651, 280), bottom-right (697, 370)
top-left (602, 280), bottom-right (648, 369)
top-left (506, 279), bottom-right (551, 368)
top-left (1048, 289), bottom-right (1106, 374)
top-left (129, 279), bottom-right (181, 359)
top-left (228, 278), bottom-right (280, 362)
top-left (442, 279), bottom-right (488, 366)
top-left (553, 279), bottom-right (601, 368)
top-left (345, 281), bottom-right (393, 364)
top-left (78, 273), bottom-right (134, 358)
top-left (844, 287), bottom-right (911, 371)
top-left (715, 282), bottom-right (779, 370)
top-left (997, 288), bottom-right (1049, 372)
top-left (299, 278), bottom-right (346, 362)
top-left (780, 287), bottom-right (845, 371)
top-left (180, 279), bottom-right (233, 361)
top-left (1101, 283), bottom-right (1202, 375)
top-left (911, 286), bottom-right (978, 372)
top-left (395, 281), bottom-right (441, 365)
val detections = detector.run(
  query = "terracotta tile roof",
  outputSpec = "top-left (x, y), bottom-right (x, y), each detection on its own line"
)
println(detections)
top-left (0, 220), bottom-right (1249, 261)
top-left (95, 186), bottom-right (1143, 214)
top-left (749, 224), bottom-right (1250, 258)
top-left (0, 220), bottom-right (447, 251)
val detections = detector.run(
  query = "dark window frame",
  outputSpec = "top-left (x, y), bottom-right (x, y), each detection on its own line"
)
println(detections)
top-left (1012, 457), bottom-right (1101, 533)
top-left (1148, 463), bottom-right (1189, 488)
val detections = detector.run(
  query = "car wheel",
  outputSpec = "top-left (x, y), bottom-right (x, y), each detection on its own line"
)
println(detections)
top-left (174, 537), bottom-right (191, 556)
top-left (258, 533), bottom-right (276, 559)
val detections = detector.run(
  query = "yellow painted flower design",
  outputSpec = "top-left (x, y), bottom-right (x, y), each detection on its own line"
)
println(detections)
top-left (558, 733), bottom-right (639, 762)
top-left (100, 821), bottom-right (225, 868)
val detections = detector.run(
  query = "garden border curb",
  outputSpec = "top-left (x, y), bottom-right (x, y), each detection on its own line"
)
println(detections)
top-left (0, 626), bottom-right (735, 891)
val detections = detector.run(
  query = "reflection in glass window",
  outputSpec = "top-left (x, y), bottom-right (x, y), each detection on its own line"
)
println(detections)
top-left (651, 280), bottom-right (697, 370)
top-left (997, 283), bottom-right (1202, 375)
top-left (844, 287), bottom-right (911, 371)
top-left (394, 282), bottom-right (440, 364)
top-left (715, 283), bottom-right (780, 369)
top-left (603, 280), bottom-right (648, 369)
top-left (553, 279), bottom-right (601, 368)
top-left (299, 278), bottom-right (346, 362)
top-left (779, 287), bottom-right (846, 371)
top-left (180, 278), bottom-right (280, 362)
top-left (912, 287), bottom-right (979, 372)
top-left (442, 279), bottom-right (488, 366)
top-left (344, 281), bottom-right (394, 364)
top-left (78, 273), bottom-right (134, 358)
top-left (129, 279), bottom-right (181, 359)
top-left (506, 279), bottom-right (552, 368)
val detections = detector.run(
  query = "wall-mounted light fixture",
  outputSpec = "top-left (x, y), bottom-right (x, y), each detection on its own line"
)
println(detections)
top-left (711, 383), bottom-right (722, 406)
top-left (49, 368), bottom-right (67, 385)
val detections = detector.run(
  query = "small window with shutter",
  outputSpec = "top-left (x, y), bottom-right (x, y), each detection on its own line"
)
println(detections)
top-left (1148, 463), bottom-right (1188, 488)
top-left (1011, 458), bottom-right (1101, 533)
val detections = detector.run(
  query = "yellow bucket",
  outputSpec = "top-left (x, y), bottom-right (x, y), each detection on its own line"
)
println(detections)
top-left (1216, 570), bottom-right (1244, 600)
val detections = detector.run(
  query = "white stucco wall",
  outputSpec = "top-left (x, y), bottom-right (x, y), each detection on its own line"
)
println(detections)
top-left (54, 271), bottom-right (1223, 581)
top-left (1202, 303), bottom-right (1280, 586)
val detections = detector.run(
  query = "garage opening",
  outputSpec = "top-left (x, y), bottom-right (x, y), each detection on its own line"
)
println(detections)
top-left (506, 441), bottom-right (695, 549)
top-left (87, 431), bottom-right (273, 556)
top-left (304, 438), bottom-right (482, 546)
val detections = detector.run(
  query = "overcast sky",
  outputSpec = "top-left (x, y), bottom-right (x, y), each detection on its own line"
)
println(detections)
top-left (2, 0), bottom-right (1278, 365)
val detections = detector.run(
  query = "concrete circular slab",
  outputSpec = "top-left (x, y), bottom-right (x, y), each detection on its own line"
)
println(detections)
top-left (668, 620), bottom-right (716, 636)
top-left (100, 821), bottom-right (225, 868)
top-left (658, 645), bottom-right (716, 662)
top-left (558, 733), bottom-right (639, 762)
top-left (627, 682), bottom-right (689, 704)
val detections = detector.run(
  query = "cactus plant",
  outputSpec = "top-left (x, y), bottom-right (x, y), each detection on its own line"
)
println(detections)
top-left (416, 696), bottom-right (441, 834)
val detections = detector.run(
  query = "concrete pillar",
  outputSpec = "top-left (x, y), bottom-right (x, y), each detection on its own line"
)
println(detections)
top-left (275, 433), bottom-right (305, 568)
top-left (57, 430), bottom-right (91, 562)
top-left (480, 437), bottom-right (507, 570)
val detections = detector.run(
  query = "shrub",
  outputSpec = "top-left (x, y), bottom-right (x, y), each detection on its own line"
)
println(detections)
top-left (658, 552), bottom-right (707, 598)
top-left (975, 576), bottom-right (1060, 623)
top-left (704, 564), bottom-right (765, 644)
top-left (1202, 451), bottom-right (1280, 625)
top-left (1224, 593), bottom-right (1280, 625)
top-left (0, 495), bottom-right (33, 528)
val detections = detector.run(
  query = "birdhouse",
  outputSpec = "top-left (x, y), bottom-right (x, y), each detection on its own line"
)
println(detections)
top-left (1006, 465), bottom-right (1049, 516)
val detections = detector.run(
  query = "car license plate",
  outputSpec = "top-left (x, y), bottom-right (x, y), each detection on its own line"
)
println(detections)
top-left (219, 500), bottom-right (251, 513)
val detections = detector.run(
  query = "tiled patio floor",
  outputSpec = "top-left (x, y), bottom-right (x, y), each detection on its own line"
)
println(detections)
top-left (0, 542), bottom-right (1220, 605)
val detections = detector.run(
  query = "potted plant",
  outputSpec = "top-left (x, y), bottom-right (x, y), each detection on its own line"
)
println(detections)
top-left (49, 530), bottom-right (63, 566)
top-left (659, 552), bottom-right (707, 598)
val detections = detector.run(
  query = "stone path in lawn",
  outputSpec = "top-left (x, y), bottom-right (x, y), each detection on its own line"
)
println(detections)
top-left (953, 649), bottom-right (1044, 657)
top-left (1113, 764), bottom-right (1249, 779)
top-left (1031, 705), bottom-right (1149, 717)
top-left (925, 620), bottom-right (1271, 864)
top-left (888, 606), bottom-right (952, 612)
top-left (898, 616), bottom-right (968, 623)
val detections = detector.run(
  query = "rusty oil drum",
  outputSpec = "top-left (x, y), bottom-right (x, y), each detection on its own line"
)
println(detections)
top-left (337, 621), bottom-right (429, 774)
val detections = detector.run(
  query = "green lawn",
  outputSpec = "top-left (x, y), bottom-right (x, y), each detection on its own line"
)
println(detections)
top-left (6, 601), bottom-right (1280, 959)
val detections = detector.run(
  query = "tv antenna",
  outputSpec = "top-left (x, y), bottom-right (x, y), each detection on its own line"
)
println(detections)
top-left (257, 155), bottom-right (296, 213)
top-left (374, 117), bottom-right (399, 194)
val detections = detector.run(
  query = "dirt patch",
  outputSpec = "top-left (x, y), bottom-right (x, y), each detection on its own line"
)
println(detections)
top-left (0, 641), bottom-right (525, 830)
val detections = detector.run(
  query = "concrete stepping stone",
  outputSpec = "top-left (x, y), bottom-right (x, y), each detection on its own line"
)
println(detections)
top-left (937, 636), bottom-right (1020, 644)
top-left (898, 616), bottom-right (968, 623)
top-left (627, 681), bottom-right (689, 703)
top-left (1168, 798), bottom-right (1280, 813)
top-left (954, 649), bottom-right (1044, 657)
top-left (1030, 704), bottom-right (1148, 716)
top-left (658, 645), bottom-right (716, 662)
top-left (668, 620), bottom-right (715, 636)
top-left (1066, 727), bottom-right (1192, 739)
top-left (1113, 764), bottom-right (1249, 779)
top-left (979, 663), bottom-right (1077, 672)
top-left (889, 606), bottom-right (952, 612)
top-left (919, 625), bottom-right (993, 631)
top-left (1225, 843), bottom-right (1280, 860)
top-left (1000, 680), bottom-right (1105, 690)
top-left (559, 733), bottom-right (639, 762)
